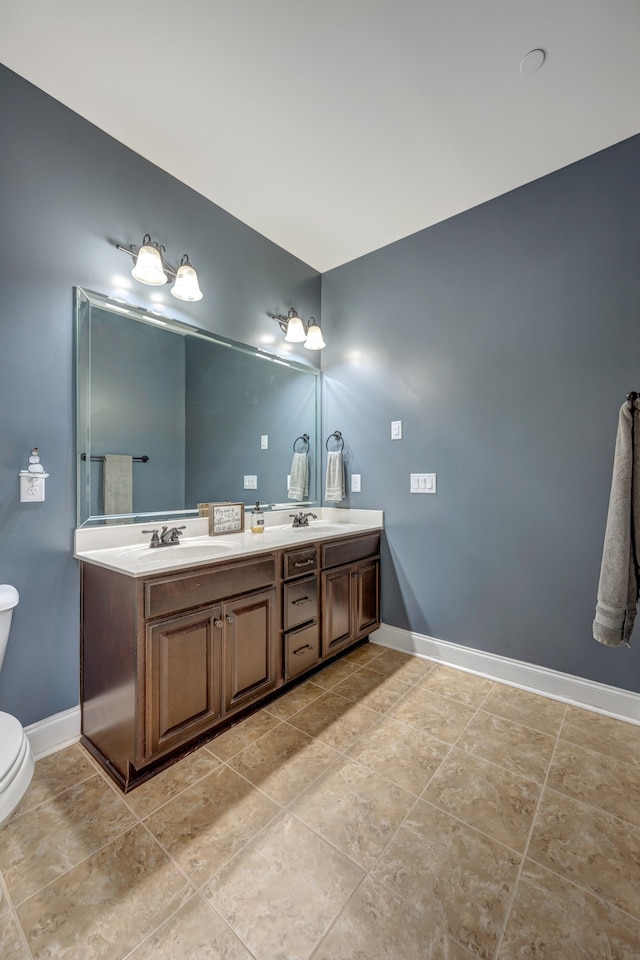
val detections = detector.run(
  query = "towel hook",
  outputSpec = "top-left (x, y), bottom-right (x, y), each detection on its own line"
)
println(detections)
top-left (325, 430), bottom-right (344, 452)
top-left (628, 392), bottom-right (638, 412)
top-left (293, 434), bottom-right (310, 453)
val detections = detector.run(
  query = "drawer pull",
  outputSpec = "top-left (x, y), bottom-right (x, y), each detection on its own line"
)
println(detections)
top-left (292, 596), bottom-right (313, 606)
top-left (293, 644), bottom-right (314, 656)
top-left (294, 558), bottom-right (314, 568)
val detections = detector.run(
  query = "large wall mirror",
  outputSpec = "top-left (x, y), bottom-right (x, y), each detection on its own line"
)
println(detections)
top-left (75, 287), bottom-right (320, 527)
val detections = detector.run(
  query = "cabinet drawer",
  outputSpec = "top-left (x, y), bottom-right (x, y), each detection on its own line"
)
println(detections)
top-left (285, 623), bottom-right (320, 680)
top-left (144, 555), bottom-right (276, 619)
top-left (283, 546), bottom-right (317, 580)
top-left (283, 576), bottom-right (318, 630)
top-left (321, 533), bottom-right (380, 570)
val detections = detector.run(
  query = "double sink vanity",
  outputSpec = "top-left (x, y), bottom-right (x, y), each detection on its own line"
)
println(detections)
top-left (75, 509), bottom-right (383, 791)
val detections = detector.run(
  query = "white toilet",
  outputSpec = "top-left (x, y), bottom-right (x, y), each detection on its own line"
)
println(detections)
top-left (0, 585), bottom-right (34, 824)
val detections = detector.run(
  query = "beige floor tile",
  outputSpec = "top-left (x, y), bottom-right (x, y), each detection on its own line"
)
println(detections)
top-left (417, 665), bottom-right (494, 707)
top-left (289, 757), bottom-right (415, 869)
top-left (528, 788), bottom-right (640, 920)
top-left (204, 812), bottom-right (364, 960)
top-left (366, 648), bottom-right (435, 684)
top-left (344, 641), bottom-right (386, 666)
top-left (263, 680), bottom-right (325, 720)
top-left (314, 875), bottom-right (474, 960)
top-left (481, 684), bottom-right (565, 736)
top-left (14, 743), bottom-right (96, 816)
top-left (17, 823), bottom-right (192, 960)
top-left (127, 893), bottom-right (253, 960)
top-left (122, 747), bottom-right (220, 819)
top-left (457, 710), bottom-right (556, 783)
top-left (387, 687), bottom-right (475, 742)
top-left (422, 748), bottom-right (540, 851)
top-left (332, 665), bottom-right (411, 713)
top-left (288, 690), bottom-right (380, 751)
top-left (0, 774), bottom-right (137, 904)
top-left (312, 657), bottom-right (362, 689)
top-left (375, 803), bottom-right (521, 960)
top-left (204, 710), bottom-right (281, 761)
top-left (548, 739), bottom-right (640, 828)
top-left (561, 706), bottom-right (640, 769)
top-left (0, 895), bottom-right (30, 960)
top-left (144, 765), bottom-right (279, 886)
top-left (227, 722), bottom-right (338, 805)
top-left (347, 715), bottom-right (449, 794)
top-left (497, 860), bottom-right (640, 959)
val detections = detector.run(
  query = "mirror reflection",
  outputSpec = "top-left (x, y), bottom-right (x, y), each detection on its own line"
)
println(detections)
top-left (75, 288), bottom-right (320, 527)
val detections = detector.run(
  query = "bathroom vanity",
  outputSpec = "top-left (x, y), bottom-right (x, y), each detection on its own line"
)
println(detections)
top-left (76, 513), bottom-right (382, 791)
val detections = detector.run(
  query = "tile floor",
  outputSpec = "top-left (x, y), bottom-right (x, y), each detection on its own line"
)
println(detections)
top-left (2, 644), bottom-right (640, 960)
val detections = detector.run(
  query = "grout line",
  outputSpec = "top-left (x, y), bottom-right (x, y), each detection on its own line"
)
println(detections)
top-left (0, 869), bottom-right (35, 960)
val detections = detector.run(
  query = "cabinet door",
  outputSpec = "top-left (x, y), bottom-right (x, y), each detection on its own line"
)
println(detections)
top-left (144, 605), bottom-right (222, 760)
top-left (224, 588), bottom-right (278, 712)
top-left (321, 564), bottom-right (355, 657)
top-left (355, 557), bottom-right (380, 637)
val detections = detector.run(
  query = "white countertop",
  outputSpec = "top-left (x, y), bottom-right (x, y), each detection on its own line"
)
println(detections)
top-left (75, 509), bottom-right (383, 578)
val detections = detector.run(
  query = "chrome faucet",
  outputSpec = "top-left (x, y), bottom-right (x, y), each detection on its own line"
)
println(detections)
top-left (141, 525), bottom-right (186, 547)
top-left (289, 512), bottom-right (317, 528)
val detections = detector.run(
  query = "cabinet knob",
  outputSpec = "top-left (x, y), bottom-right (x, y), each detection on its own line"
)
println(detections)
top-left (226, 614), bottom-right (234, 624)
top-left (214, 619), bottom-right (224, 628)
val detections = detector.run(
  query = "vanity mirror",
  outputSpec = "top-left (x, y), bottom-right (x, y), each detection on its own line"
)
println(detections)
top-left (75, 287), bottom-right (320, 527)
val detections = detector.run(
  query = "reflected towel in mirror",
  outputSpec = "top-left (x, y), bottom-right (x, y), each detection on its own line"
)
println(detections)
top-left (288, 452), bottom-right (309, 501)
top-left (103, 454), bottom-right (133, 516)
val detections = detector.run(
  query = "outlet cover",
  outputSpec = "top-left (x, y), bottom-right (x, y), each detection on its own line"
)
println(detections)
top-left (391, 420), bottom-right (403, 440)
top-left (351, 474), bottom-right (361, 493)
top-left (261, 435), bottom-right (268, 449)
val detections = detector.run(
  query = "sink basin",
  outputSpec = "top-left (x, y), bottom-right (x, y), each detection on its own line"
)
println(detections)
top-left (115, 539), bottom-right (237, 562)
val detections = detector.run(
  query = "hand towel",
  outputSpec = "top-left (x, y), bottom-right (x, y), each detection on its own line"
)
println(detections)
top-left (325, 450), bottom-right (345, 503)
top-left (288, 451), bottom-right (309, 501)
top-left (593, 399), bottom-right (640, 647)
top-left (103, 454), bottom-right (133, 516)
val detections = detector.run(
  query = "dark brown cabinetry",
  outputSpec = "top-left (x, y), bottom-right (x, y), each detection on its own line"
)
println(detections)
top-left (80, 528), bottom-right (381, 791)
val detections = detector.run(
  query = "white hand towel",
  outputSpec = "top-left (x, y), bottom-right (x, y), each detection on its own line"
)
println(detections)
top-left (288, 452), bottom-right (309, 501)
top-left (325, 450), bottom-right (345, 503)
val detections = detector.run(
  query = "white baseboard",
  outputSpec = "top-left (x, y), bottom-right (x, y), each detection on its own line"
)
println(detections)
top-left (370, 624), bottom-right (640, 726)
top-left (25, 706), bottom-right (81, 760)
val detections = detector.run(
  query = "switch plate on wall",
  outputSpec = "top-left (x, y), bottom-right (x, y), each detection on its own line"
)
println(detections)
top-left (410, 473), bottom-right (436, 493)
top-left (244, 475), bottom-right (258, 489)
top-left (351, 474), bottom-right (361, 492)
top-left (261, 435), bottom-right (268, 449)
top-left (391, 420), bottom-right (403, 440)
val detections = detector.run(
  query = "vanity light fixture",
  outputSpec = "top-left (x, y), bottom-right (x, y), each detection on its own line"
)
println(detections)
top-left (273, 307), bottom-right (326, 350)
top-left (116, 235), bottom-right (203, 302)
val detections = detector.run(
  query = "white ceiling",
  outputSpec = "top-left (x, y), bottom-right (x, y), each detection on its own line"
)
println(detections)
top-left (2, 1), bottom-right (640, 272)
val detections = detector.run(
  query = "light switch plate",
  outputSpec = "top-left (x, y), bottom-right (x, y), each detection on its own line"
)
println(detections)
top-left (351, 474), bottom-right (361, 493)
top-left (410, 473), bottom-right (436, 494)
top-left (260, 435), bottom-right (268, 449)
top-left (391, 420), bottom-right (403, 440)
top-left (244, 475), bottom-right (257, 489)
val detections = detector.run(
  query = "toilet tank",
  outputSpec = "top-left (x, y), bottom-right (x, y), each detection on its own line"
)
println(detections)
top-left (0, 585), bottom-right (19, 671)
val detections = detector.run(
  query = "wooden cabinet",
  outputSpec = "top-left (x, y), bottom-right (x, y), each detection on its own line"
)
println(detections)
top-left (80, 528), bottom-right (381, 792)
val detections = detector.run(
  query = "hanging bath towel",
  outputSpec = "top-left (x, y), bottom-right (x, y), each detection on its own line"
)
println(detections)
top-left (325, 450), bottom-right (345, 503)
top-left (288, 451), bottom-right (309, 501)
top-left (593, 398), bottom-right (640, 647)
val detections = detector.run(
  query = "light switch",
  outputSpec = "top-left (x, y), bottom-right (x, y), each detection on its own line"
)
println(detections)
top-left (244, 475), bottom-right (257, 489)
top-left (410, 473), bottom-right (436, 493)
top-left (391, 420), bottom-right (402, 440)
top-left (261, 435), bottom-right (268, 449)
top-left (351, 474), bottom-right (361, 493)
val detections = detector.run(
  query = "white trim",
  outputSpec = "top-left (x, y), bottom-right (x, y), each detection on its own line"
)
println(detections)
top-left (25, 706), bottom-right (81, 760)
top-left (370, 624), bottom-right (640, 726)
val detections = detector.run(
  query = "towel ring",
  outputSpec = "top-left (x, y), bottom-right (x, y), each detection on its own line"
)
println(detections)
top-left (293, 434), bottom-right (310, 453)
top-left (628, 392), bottom-right (638, 412)
top-left (325, 430), bottom-right (344, 452)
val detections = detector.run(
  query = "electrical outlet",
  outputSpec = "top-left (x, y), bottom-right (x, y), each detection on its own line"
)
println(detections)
top-left (391, 420), bottom-right (402, 440)
top-left (351, 474), bottom-right (361, 493)
top-left (410, 473), bottom-right (436, 493)
top-left (244, 475), bottom-right (257, 489)
top-left (260, 435), bottom-right (268, 449)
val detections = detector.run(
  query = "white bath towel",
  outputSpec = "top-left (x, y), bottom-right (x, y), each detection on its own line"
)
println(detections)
top-left (288, 452), bottom-right (309, 501)
top-left (325, 450), bottom-right (345, 503)
top-left (593, 398), bottom-right (640, 647)
top-left (103, 454), bottom-right (133, 516)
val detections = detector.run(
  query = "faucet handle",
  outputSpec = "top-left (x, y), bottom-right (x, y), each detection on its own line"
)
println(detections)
top-left (142, 529), bottom-right (160, 547)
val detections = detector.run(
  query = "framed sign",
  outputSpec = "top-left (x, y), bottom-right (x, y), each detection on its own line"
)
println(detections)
top-left (208, 501), bottom-right (245, 536)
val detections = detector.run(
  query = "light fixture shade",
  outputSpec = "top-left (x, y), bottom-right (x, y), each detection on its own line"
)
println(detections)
top-left (304, 319), bottom-right (326, 350)
top-left (170, 257), bottom-right (203, 301)
top-left (284, 313), bottom-right (307, 343)
top-left (131, 243), bottom-right (167, 285)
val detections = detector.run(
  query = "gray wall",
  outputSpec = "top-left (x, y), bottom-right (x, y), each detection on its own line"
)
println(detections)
top-left (321, 133), bottom-right (640, 693)
top-left (0, 65), bottom-right (320, 726)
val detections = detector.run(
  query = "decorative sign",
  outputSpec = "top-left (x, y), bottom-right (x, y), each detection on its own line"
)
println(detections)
top-left (208, 501), bottom-right (245, 536)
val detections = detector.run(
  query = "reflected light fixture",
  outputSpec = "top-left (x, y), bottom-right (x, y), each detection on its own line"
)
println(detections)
top-left (117, 235), bottom-right (203, 301)
top-left (273, 307), bottom-right (326, 350)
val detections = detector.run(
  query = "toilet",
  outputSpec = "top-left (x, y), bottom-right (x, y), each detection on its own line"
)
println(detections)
top-left (0, 585), bottom-right (34, 824)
